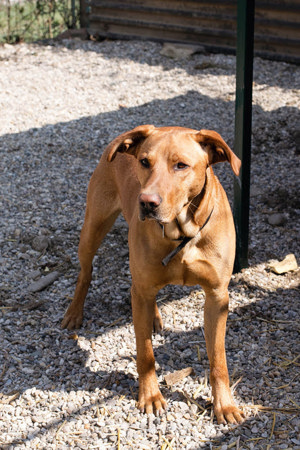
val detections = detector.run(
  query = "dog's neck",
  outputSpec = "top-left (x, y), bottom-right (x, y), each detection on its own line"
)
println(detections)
top-left (162, 168), bottom-right (215, 241)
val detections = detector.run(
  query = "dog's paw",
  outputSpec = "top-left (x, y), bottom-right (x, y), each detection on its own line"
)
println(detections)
top-left (138, 379), bottom-right (167, 415)
top-left (138, 391), bottom-right (167, 415)
top-left (214, 402), bottom-right (244, 425)
top-left (61, 310), bottom-right (83, 330)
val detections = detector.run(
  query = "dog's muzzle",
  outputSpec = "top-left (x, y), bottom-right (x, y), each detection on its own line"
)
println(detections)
top-left (139, 193), bottom-right (162, 221)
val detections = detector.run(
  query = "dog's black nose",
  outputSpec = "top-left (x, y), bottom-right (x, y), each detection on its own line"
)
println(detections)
top-left (139, 193), bottom-right (162, 213)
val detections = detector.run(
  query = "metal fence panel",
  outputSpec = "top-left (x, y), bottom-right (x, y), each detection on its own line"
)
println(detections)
top-left (85, 0), bottom-right (300, 63)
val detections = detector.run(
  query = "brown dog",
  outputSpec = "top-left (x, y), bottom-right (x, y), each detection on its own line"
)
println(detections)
top-left (62, 125), bottom-right (244, 424)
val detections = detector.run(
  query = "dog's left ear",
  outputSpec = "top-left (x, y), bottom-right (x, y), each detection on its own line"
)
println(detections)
top-left (107, 125), bottom-right (155, 162)
top-left (195, 129), bottom-right (241, 176)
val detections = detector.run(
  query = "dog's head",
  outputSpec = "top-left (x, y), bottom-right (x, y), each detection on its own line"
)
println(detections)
top-left (107, 125), bottom-right (241, 226)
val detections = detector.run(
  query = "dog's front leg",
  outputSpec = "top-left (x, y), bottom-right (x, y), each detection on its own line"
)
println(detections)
top-left (204, 287), bottom-right (244, 424)
top-left (131, 283), bottom-right (167, 415)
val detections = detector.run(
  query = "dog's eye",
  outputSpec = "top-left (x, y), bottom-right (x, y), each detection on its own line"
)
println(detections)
top-left (140, 158), bottom-right (150, 168)
top-left (175, 162), bottom-right (189, 170)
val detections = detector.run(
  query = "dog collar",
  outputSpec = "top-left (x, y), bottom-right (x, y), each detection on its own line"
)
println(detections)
top-left (161, 207), bottom-right (214, 266)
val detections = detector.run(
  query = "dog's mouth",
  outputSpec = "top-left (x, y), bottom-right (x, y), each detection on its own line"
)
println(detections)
top-left (139, 199), bottom-right (190, 225)
top-left (139, 209), bottom-right (184, 232)
top-left (139, 209), bottom-right (163, 223)
top-left (139, 205), bottom-right (171, 224)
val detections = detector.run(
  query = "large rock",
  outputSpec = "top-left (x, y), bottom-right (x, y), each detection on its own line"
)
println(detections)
top-left (268, 213), bottom-right (286, 226)
top-left (269, 254), bottom-right (298, 274)
top-left (160, 43), bottom-right (203, 59)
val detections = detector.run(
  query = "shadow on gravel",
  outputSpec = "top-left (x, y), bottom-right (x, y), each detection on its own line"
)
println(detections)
top-left (1, 89), bottom-right (299, 447)
top-left (1, 91), bottom-right (298, 271)
top-left (41, 38), bottom-right (300, 90)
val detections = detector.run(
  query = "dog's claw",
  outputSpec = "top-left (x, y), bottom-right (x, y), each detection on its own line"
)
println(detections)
top-left (138, 391), bottom-right (167, 415)
top-left (214, 404), bottom-right (244, 425)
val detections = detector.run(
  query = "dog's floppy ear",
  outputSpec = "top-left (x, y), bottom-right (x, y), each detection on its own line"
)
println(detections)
top-left (107, 125), bottom-right (155, 162)
top-left (195, 129), bottom-right (241, 176)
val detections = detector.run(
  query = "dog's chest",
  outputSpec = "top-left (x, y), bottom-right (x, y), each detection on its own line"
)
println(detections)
top-left (166, 243), bottom-right (208, 286)
top-left (181, 243), bottom-right (200, 266)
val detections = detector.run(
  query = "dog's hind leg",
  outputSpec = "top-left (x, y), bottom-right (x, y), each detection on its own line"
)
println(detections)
top-left (153, 303), bottom-right (163, 333)
top-left (62, 171), bottom-right (121, 330)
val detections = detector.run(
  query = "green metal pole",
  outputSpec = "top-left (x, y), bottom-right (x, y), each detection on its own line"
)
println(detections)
top-left (234, 0), bottom-right (255, 272)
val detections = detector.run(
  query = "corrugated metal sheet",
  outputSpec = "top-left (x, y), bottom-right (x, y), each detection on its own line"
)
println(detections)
top-left (83, 0), bottom-right (300, 63)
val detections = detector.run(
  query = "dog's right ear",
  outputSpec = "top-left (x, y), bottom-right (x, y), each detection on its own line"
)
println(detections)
top-left (107, 125), bottom-right (155, 162)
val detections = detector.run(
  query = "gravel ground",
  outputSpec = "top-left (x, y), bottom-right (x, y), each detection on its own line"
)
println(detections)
top-left (0, 38), bottom-right (299, 449)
